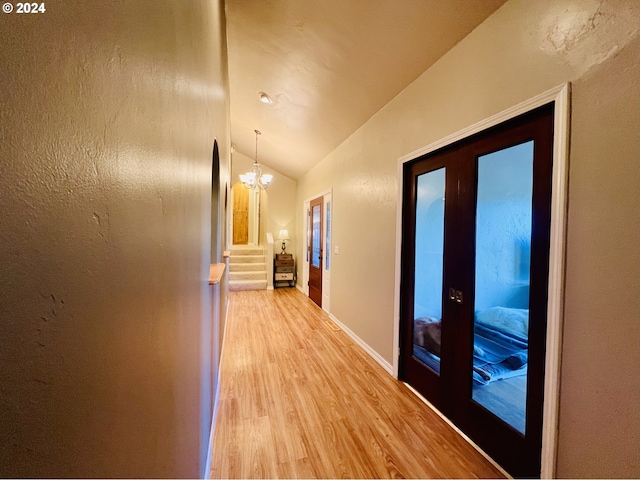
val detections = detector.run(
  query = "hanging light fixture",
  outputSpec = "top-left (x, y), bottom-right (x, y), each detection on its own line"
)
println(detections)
top-left (239, 129), bottom-right (273, 190)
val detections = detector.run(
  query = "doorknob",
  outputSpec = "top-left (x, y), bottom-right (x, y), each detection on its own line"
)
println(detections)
top-left (448, 288), bottom-right (463, 304)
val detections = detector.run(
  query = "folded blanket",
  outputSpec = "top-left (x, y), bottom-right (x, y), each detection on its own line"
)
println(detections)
top-left (475, 323), bottom-right (528, 350)
top-left (412, 345), bottom-right (527, 385)
top-left (473, 325), bottom-right (527, 364)
top-left (473, 362), bottom-right (527, 385)
top-left (472, 307), bottom-right (529, 384)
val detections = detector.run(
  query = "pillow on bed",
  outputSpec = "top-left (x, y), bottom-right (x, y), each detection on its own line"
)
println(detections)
top-left (475, 306), bottom-right (529, 339)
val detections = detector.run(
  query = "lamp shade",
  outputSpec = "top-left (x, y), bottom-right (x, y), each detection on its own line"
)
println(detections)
top-left (278, 229), bottom-right (290, 240)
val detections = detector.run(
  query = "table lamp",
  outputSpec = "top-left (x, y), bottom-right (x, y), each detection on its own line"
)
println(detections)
top-left (278, 229), bottom-right (290, 254)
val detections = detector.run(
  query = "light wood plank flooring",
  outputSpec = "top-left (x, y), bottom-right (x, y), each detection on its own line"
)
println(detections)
top-left (211, 288), bottom-right (505, 479)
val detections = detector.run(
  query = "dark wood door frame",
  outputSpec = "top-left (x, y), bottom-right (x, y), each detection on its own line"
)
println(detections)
top-left (308, 196), bottom-right (323, 307)
top-left (393, 85), bottom-right (570, 479)
top-left (399, 104), bottom-right (555, 478)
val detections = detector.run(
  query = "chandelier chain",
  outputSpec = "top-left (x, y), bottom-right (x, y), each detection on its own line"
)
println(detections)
top-left (239, 129), bottom-right (272, 190)
top-left (255, 129), bottom-right (261, 164)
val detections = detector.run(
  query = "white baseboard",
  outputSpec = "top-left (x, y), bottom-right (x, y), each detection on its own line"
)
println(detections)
top-left (293, 285), bottom-right (393, 375)
top-left (204, 296), bottom-right (230, 479)
top-left (203, 373), bottom-right (222, 479)
top-left (328, 313), bottom-right (394, 375)
top-left (403, 382), bottom-right (512, 479)
top-left (325, 306), bottom-right (505, 477)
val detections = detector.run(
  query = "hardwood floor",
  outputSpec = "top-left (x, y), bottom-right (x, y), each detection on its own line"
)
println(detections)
top-left (210, 288), bottom-right (505, 479)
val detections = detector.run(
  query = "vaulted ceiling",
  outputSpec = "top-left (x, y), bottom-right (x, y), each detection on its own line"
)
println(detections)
top-left (226, 0), bottom-right (508, 179)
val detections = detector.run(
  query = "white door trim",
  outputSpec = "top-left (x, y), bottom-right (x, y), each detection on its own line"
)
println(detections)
top-left (301, 188), bottom-right (333, 306)
top-left (321, 192), bottom-right (332, 313)
top-left (392, 83), bottom-right (570, 478)
top-left (301, 200), bottom-right (310, 296)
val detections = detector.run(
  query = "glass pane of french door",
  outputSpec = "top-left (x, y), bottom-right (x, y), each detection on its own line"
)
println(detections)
top-left (472, 141), bottom-right (534, 434)
top-left (311, 204), bottom-right (321, 268)
top-left (412, 167), bottom-right (446, 375)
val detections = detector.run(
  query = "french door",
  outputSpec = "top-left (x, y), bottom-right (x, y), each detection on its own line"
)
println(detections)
top-left (308, 196), bottom-right (323, 307)
top-left (399, 104), bottom-right (554, 477)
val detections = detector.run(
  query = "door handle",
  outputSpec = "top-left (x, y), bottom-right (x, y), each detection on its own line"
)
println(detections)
top-left (448, 288), bottom-right (463, 304)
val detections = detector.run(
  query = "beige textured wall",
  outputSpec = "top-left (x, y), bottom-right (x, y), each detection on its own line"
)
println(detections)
top-left (232, 152), bottom-right (297, 253)
top-left (558, 34), bottom-right (639, 478)
top-left (295, 0), bottom-right (639, 477)
top-left (0, 1), bottom-right (230, 478)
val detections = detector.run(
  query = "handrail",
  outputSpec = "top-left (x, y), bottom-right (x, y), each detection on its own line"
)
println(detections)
top-left (209, 263), bottom-right (226, 285)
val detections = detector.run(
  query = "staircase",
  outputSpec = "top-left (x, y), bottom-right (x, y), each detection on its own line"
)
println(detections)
top-left (228, 245), bottom-right (268, 291)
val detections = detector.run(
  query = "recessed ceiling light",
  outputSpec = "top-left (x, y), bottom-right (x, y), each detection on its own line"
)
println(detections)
top-left (258, 92), bottom-right (273, 104)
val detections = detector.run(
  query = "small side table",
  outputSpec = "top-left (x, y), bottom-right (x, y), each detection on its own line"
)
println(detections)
top-left (274, 254), bottom-right (295, 288)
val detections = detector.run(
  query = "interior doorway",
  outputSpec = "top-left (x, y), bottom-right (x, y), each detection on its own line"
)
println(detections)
top-left (231, 182), bottom-right (262, 245)
top-left (211, 140), bottom-right (221, 260)
top-left (398, 97), bottom-right (567, 478)
top-left (302, 189), bottom-right (332, 312)
top-left (308, 196), bottom-right (323, 307)
top-left (232, 182), bottom-right (248, 245)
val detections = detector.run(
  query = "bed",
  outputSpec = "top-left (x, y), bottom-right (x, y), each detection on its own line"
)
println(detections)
top-left (412, 306), bottom-right (529, 432)
top-left (413, 306), bottom-right (529, 385)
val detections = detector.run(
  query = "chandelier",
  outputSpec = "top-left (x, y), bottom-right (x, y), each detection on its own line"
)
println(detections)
top-left (239, 130), bottom-right (273, 190)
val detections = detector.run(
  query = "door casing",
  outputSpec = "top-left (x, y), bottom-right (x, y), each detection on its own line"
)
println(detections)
top-left (400, 104), bottom-right (553, 477)
top-left (392, 84), bottom-right (570, 478)
top-left (302, 189), bottom-right (332, 312)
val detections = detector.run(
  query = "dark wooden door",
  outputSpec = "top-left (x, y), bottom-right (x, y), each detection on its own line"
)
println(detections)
top-left (308, 196), bottom-right (323, 307)
top-left (399, 104), bottom-right (554, 478)
top-left (399, 146), bottom-right (459, 410)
